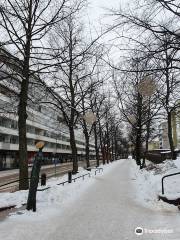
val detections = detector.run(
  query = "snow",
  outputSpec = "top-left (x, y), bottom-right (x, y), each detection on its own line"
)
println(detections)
top-left (0, 161), bottom-right (125, 239)
top-left (0, 163), bottom-right (117, 211)
top-left (0, 190), bottom-right (27, 209)
top-left (130, 157), bottom-right (180, 210)
top-left (1, 159), bottom-right (180, 240)
top-left (159, 193), bottom-right (180, 201)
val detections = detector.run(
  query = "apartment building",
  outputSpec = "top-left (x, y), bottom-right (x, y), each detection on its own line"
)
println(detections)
top-left (158, 110), bottom-right (180, 150)
top-left (0, 51), bottom-right (95, 170)
top-left (0, 85), bottom-right (96, 169)
top-left (159, 122), bottom-right (170, 149)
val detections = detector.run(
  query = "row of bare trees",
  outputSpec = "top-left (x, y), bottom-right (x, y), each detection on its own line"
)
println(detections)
top-left (104, 0), bottom-right (180, 166)
top-left (0, 0), bottom-right (74, 189)
top-left (0, 0), bottom-right (126, 189)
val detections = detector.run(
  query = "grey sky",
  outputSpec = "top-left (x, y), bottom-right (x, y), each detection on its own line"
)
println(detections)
top-left (87, 0), bottom-right (128, 24)
top-left (85, 0), bottom-right (131, 62)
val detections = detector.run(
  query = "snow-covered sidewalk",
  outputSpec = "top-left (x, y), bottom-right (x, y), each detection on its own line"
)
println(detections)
top-left (0, 159), bottom-right (180, 240)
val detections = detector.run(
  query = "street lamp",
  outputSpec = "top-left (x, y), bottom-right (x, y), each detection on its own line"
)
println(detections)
top-left (128, 114), bottom-right (136, 125)
top-left (137, 77), bottom-right (156, 97)
top-left (83, 112), bottom-right (96, 125)
top-left (82, 112), bottom-right (96, 168)
top-left (26, 140), bottom-right (45, 212)
top-left (137, 77), bottom-right (156, 168)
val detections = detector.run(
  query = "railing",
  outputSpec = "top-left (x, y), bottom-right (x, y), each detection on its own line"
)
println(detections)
top-left (38, 168), bottom-right (103, 191)
top-left (162, 171), bottom-right (180, 194)
top-left (95, 168), bottom-right (103, 175)
top-left (72, 173), bottom-right (91, 182)
top-left (0, 167), bottom-right (104, 192)
top-left (0, 164), bottom-right (108, 211)
top-left (0, 160), bottom-right (99, 191)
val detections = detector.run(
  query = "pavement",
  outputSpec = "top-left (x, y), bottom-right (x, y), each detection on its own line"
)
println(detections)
top-left (0, 160), bottom-right (180, 240)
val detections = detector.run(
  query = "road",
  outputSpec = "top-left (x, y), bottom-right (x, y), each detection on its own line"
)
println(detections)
top-left (0, 160), bottom-right (180, 240)
top-left (0, 160), bottom-right (97, 192)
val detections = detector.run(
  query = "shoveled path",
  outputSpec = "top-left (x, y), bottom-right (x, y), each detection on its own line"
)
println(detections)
top-left (0, 160), bottom-right (180, 240)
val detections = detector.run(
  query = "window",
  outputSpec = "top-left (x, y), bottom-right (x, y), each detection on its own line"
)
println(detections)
top-left (38, 106), bottom-right (42, 112)
top-left (0, 134), bottom-right (10, 143)
top-left (27, 139), bottom-right (34, 146)
top-left (10, 136), bottom-right (18, 144)
top-left (11, 120), bottom-right (18, 129)
top-left (27, 125), bottom-right (35, 134)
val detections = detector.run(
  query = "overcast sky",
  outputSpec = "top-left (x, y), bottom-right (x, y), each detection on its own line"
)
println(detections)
top-left (84, 0), bottom-right (132, 62)
top-left (87, 0), bottom-right (128, 25)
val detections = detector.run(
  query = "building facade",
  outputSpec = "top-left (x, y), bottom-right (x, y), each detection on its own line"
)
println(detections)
top-left (0, 86), bottom-right (96, 169)
top-left (0, 49), bottom-right (96, 170)
top-left (159, 122), bottom-right (170, 149)
top-left (158, 110), bottom-right (180, 150)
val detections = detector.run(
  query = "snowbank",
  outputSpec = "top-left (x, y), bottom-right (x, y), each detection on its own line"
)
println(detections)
top-left (130, 157), bottom-right (180, 210)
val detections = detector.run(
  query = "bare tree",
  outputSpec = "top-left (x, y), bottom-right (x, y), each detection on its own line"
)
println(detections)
top-left (107, 1), bottom-right (180, 160)
top-left (0, 0), bottom-right (70, 189)
top-left (49, 1), bottom-right (105, 173)
top-left (113, 54), bottom-right (160, 166)
top-left (89, 91), bottom-right (106, 166)
top-left (77, 59), bottom-right (110, 168)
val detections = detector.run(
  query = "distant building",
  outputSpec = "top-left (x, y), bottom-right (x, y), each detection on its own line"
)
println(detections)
top-left (158, 110), bottom-right (180, 150)
top-left (171, 109), bottom-right (180, 149)
top-left (159, 122), bottom-right (170, 149)
top-left (148, 138), bottom-right (160, 150)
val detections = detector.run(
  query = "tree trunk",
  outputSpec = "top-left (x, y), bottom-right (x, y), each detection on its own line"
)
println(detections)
top-left (114, 131), bottom-right (118, 160)
top-left (145, 123), bottom-right (150, 152)
top-left (85, 133), bottom-right (90, 169)
top-left (98, 120), bottom-right (105, 164)
top-left (135, 132), bottom-right (141, 166)
top-left (111, 139), bottom-right (114, 161)
top-left (18, 0), bottom-right (32, 190)
top-left (135, 92), bottom-right (143, 167)
top-left (94, 123), bottom-right (99, 166)
top-left (164, 41), bottom-right (176, 160)
top-left (167, 111), bottom-right (176, 160)
top-left (69, 125), bottom-right (78, 173)
top-left (143, 117), bottom-right (151, 169)
top-left (145, 100), bottom-right (151, 153)
top-left (18, 84), bottom-right (29, 190)
top-left (82, 119), bottom-right (90, 169)
top-left (106, 124), bottom-right (110, 164)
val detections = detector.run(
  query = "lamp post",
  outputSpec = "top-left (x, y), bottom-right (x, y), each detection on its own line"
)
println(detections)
top-left (26, 141), bottom-right (45, 212)
top-left (137, 77), bottom-right (156, 97)
top-left (137, 77), bottom-right (156, 168)
top-left (82, 112), bottom-right (96, 168)
top-left (83, 112), bottom-right (96, 125)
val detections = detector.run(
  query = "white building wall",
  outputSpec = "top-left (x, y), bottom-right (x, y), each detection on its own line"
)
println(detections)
top-left (0, 92), bottom-right (96, 168)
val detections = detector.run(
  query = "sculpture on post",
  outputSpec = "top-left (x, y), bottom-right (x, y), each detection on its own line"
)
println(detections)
top-left (26, 141), bottom-right (45, 212)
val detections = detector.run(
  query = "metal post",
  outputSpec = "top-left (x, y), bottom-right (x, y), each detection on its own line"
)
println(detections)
top-left (162, 178), bottom-right (164, 195)
top-left (54, 159), bottom-right (57, 177)
top-left (41, 173), bottom-right (46, 186)
top-left (68, 171), bottom-right (72, 183)
top-left (27, 147), bottom-right (43, 212)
